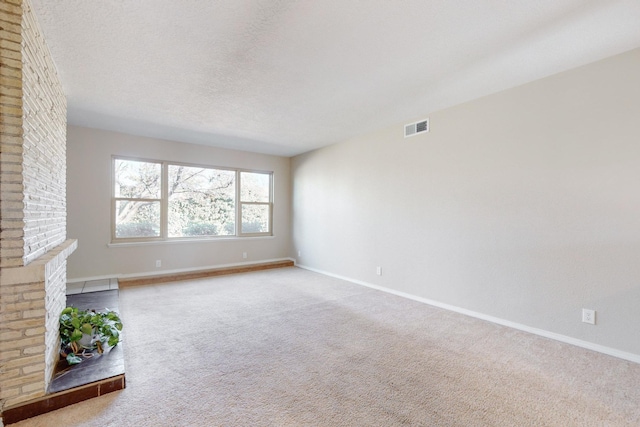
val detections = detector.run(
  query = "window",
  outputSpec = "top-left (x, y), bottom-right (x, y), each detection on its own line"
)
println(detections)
top-left (168, 165), bottom-right (236, 238)
top-left (239, 171), bottom-right (272, 235)
top-left (114, 159), bottom-right (162, 238)
top-left (112, 157), bottom-right (273, 242)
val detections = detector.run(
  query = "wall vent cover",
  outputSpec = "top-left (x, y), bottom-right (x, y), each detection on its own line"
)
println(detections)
top-left (404, 118), bottom-right (429, 138)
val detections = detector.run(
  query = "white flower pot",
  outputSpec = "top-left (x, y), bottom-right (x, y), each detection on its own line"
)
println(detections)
top-left (78, 331), bottom-right (96, 349)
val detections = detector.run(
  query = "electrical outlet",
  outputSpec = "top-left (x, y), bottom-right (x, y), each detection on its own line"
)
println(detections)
top-left (242, 252), bottom-right (247, 259)
top-left (582, 308), bottom-right (596, 325)
top-left (155, 260), bottom-right (162, 268)
top-left (376, 266), bottom-right (382, 276)
top-left (298, 250), bottom-right (301, 257)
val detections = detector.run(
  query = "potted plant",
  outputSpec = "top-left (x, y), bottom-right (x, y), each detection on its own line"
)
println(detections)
top-left (59, 307), bottom-right (123, 365)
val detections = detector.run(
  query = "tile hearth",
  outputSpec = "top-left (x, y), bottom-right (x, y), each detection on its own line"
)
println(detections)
top-left (49, 289), bottom-right (124, 393)
top-left (66, 278), bottom-right (119, 295)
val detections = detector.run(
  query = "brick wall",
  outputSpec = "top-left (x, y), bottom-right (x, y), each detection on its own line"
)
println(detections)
top-left (0, 0), bottom-right (76, 412)
top-left (1, 241), bottom-right (76, 407)
top-left (0, 0), bottom-right (66, 269)
top-left (1, 279), bottom-right (47, 405)
top-left (43, 252), bottom-right (67, 384)
top-left (0, 0), bottom-right (25, 268)
top-left (21, 0), bottom-right (66, 265)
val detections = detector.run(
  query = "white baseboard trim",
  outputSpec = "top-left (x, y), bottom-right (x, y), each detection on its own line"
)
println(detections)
top-left (67, 274), bottom-right (114, 284)
top-left (68, 257), bottom-right (296, 283)
top-left (297, 264), bottom-right (640, 365)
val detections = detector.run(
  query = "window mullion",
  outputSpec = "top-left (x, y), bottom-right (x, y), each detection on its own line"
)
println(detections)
top-left (240, 201), bottom-right (269, 206)
top-left (114, 198), bottom-right (161, 203)
top-left (161, 162), bottom-right (168, 238)
top-left (111, 157), bottom-right (116, 242)
top-left (236, 170), bottom-right (241, 236)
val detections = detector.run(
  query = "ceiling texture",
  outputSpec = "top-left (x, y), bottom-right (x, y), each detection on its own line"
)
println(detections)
top-left (31, 0), bottom-right (640, 157)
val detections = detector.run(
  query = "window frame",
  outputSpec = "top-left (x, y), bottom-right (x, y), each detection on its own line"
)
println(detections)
top-left (237, 170), bottom-right (274, 237)
top-left (111, 156), bottom-right (273, 243)
top-left (111, 157), bottom-right (164, 243)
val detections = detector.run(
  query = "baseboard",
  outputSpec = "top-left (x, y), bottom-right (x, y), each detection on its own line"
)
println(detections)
top-left (118, 259), bottom-right (295, 287)
top-left (67, 273), bottom-right (117, 284)
top-left (297, 264), bottom-right (640, 365)
top-left (68, 258), bottom-right (296, 283)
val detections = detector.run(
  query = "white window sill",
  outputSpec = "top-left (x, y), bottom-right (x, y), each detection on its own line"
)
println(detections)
top-left (107, 235), bottom-right (275, 248)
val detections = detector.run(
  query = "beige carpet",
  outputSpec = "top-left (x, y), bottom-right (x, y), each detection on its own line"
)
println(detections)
top-left (11, 267), bottom-right (640, 426)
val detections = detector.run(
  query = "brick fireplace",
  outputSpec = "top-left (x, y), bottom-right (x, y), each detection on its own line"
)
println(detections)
top-left (1, 0), bottom-right (77, 415)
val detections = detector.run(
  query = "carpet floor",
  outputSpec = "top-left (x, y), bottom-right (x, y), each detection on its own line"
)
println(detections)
top-left (10, 267), bottom-right (640, 426)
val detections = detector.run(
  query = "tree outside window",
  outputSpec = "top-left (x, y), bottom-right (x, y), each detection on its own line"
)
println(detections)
top-left (168, 165), bottom-right (236, 237)
top-left (114, 159), bottom-right (161, 238)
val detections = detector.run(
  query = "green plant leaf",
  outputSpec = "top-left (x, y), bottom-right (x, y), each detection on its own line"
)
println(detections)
top-left (59, 307), bottom-right (123, 359)
top-left (80, 323), bottom-right (93, 335)
top-left (70, 328), bottom-right (83, 342)
top-left (66, 353), bottom-right (82, 365)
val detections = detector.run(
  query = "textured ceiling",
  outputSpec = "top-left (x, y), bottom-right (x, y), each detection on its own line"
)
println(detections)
top-left (31, 0), bottom-right (640, 157)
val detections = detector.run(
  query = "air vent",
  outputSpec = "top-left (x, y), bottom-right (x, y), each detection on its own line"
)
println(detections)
top-left (404, 118), bottom-right (429, 138)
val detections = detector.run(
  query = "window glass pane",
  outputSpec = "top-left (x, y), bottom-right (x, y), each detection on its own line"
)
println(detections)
top-left (115, 200), bottom-right (160, 238)
top-left (115, 159), bottom-right (161, 198)
top-left (241, 204), bottom-right (270, 234)
top-left (240, 172), bottom-right (270, 202)
top-left (167, 165), bottom-right (235, 237)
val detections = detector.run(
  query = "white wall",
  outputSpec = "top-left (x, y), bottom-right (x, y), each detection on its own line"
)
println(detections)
top-left (292, 48), bottom-right (640, 356)
top-left (67, 126), bottom-right (291, 280)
